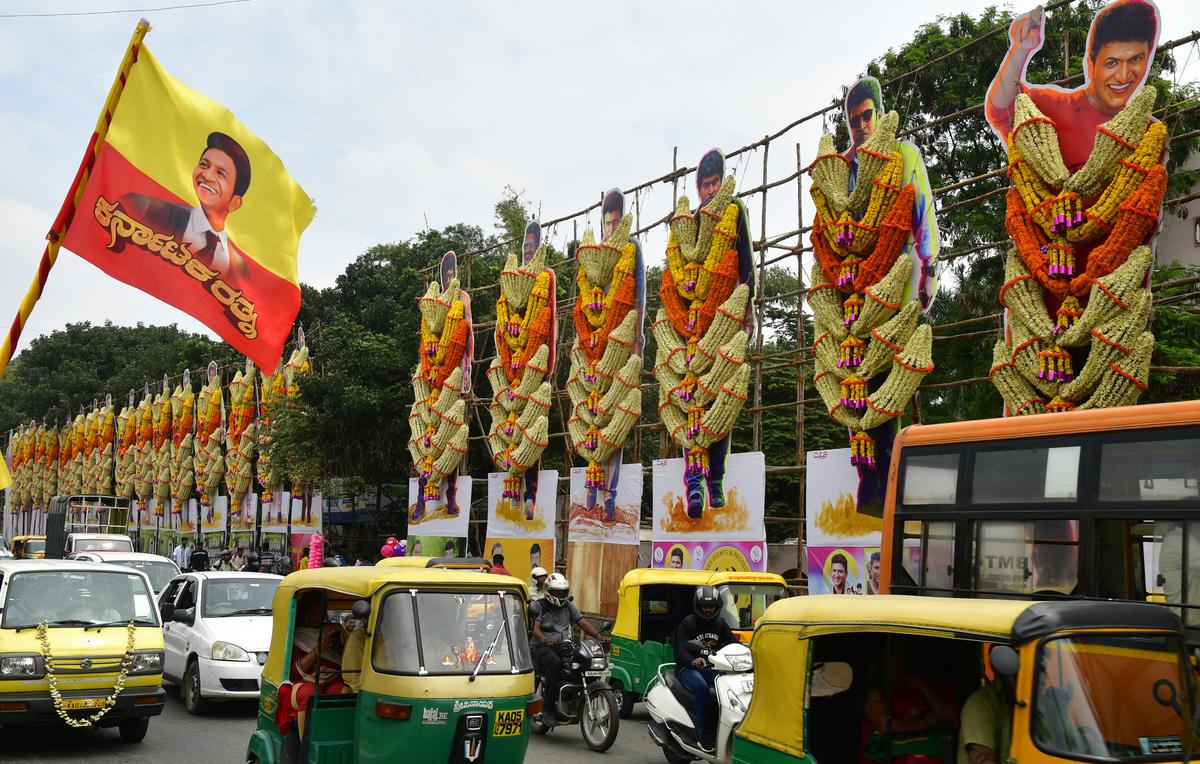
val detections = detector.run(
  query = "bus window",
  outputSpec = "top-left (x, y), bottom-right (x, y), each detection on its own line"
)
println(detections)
top-left (1110, 520), bottom-right (1200, 626)
top-left (1098, 437), bottom-right (1200, 502)
top-left (972, 520), bottom-right (1078, 595)
top-left (901, 452), bottom-right (959, 505)
top-left (971, 445), bottom-right (1080, 504)
top-left (899, 520), bottom-right (955, 596)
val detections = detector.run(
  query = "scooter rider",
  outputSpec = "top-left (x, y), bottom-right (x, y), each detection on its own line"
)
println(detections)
top-left (532, 573), bottom-right (602, 726)
top-left (675, 585), bottom-right (735, 754)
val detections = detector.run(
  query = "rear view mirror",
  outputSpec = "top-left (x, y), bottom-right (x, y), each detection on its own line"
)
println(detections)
top-left (352, 599), bottom-right (371, 633)
top-left (159, 602), bottom-right (175, 623)
top-left (811, 662), bottom-right (853, 698)
top-left (989, 645), bottom-right (1020, 678)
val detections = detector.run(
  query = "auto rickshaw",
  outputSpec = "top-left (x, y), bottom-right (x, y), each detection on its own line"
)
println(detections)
top-left (609, 569), bottom-right (788, 718)
top-left (732, 595), bottom-right (1196, 763)
top-left (246, 566), bottom-right (537, 764)
top-left (375, 555), bottom-right (493, 572)
top-left (10, 534), bottom-right (46, 559)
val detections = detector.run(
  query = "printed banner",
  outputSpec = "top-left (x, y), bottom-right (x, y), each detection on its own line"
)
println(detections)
top-left (230, 492), bottom-right (257, 533)
top-left (261, 489), bottom-right (289, 534)
top-left (484, 536), bottom-right (554, 588)
top-left (651, 452), bottom-right (765, 542)
top-left (407, 535), bottom-right (465, 559)
top-left (200, 495), bottom-right (227, 534)
top-left (806, 546), bottom-right (882, 596)
top-left (486, 470), bottom-right (557, 540)
top-left (805, 448), bottom-right (883, 549)
top-left (140, 499), bottom-right (158, 530)
top-left (290, 491), bottom-right (323, 535)
top-left (60, 39), bottom-right (315, 371)
top-left (567, 464), bottom-right (640, 545)
top-left (177, 498), bottom-right (198, 535)
top-left (407, 477), bottom-right (470, 539)
top-left (651, 540), bottom-right (767, 573)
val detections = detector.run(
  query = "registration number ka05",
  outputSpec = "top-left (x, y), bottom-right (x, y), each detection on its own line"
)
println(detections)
top-left (60, 698), bottom-right (107, 710)
top-left (492, 709), bottom-right (525, 737)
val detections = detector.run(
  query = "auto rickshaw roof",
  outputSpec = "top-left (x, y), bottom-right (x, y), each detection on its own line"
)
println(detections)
top-left (757, 595), bottom-right (1181, 643)
top-left (276, 565), bottom-right (525, 598)
top-left (617, 568), bottom-right (787, 593)
top-left (375, 556), bottom-right (492, 571)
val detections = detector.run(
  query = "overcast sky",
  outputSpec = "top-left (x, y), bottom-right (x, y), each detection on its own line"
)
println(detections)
top-left (0, 0), bottom-right (1195, 356)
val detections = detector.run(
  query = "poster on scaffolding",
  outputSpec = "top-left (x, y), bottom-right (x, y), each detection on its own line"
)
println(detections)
top-left (486, 470), bottom-right (557, 539)
top-left (230, 492), bottom-right (257, 533)
top-left (406, 477), bottom-right (470, 539)
top-left (290, 490), bottom-right (323, 535)
top-left (805, 448), bottom-right (884, 595)
top-left (260, 488), bottom-right (289, 535)
top-left (651, 451), bottom-right (765, 542)
top-left (567, 464), bottom-right (640, 545)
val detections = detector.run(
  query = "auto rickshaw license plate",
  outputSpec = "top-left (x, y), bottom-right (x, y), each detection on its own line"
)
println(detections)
top-left (60, 698), bottom-right (107, 710)
top-left (491, 709), bottom-right (524, 737)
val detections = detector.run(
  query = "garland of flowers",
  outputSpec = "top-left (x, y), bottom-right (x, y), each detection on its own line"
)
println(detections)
top-left (409, 275), bottom-right (471, 502)
top-left (151, 382), bottom-right (172, 513)
top-left (656, 176), bottom-right (752, 480)
top-left (169, 376), bottom-right (195, 509)
top-left (993, 86), bottom-right (1164, 414)
top-left (225, 366), bottom-right (256, 513)
top-left (193, 371), bottom-right (225, 509)
top-left (40, 425), bottom-right (59, 509)
top-left (807, 110), bottom-right (934, 465)
top-left (488, 245), bottom-right (554, 495)
top-left (37, 620), bottom-right (137, 728)
top-left (566, 217), bottom-right (643, 489)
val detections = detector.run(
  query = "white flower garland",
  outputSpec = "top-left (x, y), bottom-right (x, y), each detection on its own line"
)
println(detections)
top-left (36, 620), bottom-right (137, 728)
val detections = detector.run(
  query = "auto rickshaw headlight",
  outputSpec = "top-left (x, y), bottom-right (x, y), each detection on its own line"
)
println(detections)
top-left (130, 650), bottom-right (164, 674)
top-left (212, 642), bottom-right (250, 662)
top-left (0, 655), bottom-right (40, 677)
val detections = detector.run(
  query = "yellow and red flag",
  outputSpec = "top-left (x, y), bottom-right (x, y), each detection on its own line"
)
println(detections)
top-left (59, 24), bottom-right (315, 373)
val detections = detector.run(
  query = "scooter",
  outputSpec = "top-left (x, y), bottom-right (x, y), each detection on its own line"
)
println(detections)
top-left (643, 641), bottom-right (754, 764)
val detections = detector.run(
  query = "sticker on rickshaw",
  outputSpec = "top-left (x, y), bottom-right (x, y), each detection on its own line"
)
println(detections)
top-left (1140, 736), bottom-right (1183, 754)
top-left (492, 709), bottom-right (524, 737)
top-left (421, 707), bottom-right (449, 725)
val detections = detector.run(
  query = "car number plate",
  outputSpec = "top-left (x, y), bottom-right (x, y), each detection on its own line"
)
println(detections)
top-left (584, 670), bottom-right (605, 677)
top-left (60, 697), bottom-right (107, 710)
top-left (492, 709), bottom-right (524, 737)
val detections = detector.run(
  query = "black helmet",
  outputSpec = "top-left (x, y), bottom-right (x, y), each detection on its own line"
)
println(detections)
top-left (693, 585), bottom-right (720, 620)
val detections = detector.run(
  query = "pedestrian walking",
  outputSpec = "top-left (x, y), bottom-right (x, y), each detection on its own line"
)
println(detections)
top-left (171, 537), bottom-right (194, 572)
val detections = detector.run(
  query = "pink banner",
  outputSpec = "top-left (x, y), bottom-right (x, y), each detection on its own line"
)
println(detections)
top-left (651, 540), bottom-right (766, 573)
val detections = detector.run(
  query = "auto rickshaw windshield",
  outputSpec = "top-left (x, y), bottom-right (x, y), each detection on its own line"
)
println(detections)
top-left (1, 570), bottom-right (158, 629)
top-left (24, 539), bottom-right (46, 554)
top-left (1032, 632), bottom-right (1194, 760)
top-left (716, 583), bottom-right (788, 630)
top-left (372, 590), bottom-right (533, 676)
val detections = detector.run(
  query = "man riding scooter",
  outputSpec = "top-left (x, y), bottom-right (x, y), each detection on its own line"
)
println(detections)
top-left (675, 586), bottom-right (735, 754)
top-left (531, 573), bottom-right (603, 726)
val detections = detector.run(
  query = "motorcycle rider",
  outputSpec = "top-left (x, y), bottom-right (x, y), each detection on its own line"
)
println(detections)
top-left (674, 585), bottom-right (735, 754)
top-left (531, 573), bottom-right (603, 726)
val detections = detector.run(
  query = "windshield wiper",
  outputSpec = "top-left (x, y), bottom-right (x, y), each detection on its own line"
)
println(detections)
top-left (86, 619), bottom-right (151, 631)
top-left (16, 619), bottom-right (93, 632)
top-left (471, 627), bottom-right (505, 682)
top-left (223, 607), bottom-right (273, 617)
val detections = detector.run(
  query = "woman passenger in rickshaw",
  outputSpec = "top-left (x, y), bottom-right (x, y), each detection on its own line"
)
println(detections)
top-left (859, 639), bottom-right (959, 763)
top-left (277, 591), bottom-right (351, 736)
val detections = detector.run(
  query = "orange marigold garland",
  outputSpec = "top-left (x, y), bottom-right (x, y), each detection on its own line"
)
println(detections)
top-left (993, 87), bottom-right (1164, 415)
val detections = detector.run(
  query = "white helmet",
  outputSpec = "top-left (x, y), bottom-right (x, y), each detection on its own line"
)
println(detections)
top-left (544, 573), bottom-right (570, 606)
top-left (530, 566), bottom-right (548, 580)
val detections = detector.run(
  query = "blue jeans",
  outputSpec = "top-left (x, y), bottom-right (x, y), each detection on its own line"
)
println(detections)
top-left (678, 666), bottom-right (718, 743)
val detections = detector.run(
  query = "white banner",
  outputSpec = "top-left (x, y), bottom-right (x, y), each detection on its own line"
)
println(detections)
top-left (486, 470), bottom-right (557, 540)
top-left (651, 451), bottom-right (765, 543)
top-left (567, 464), bottom-right (640, 545)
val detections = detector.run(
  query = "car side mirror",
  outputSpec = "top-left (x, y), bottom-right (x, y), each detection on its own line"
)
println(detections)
top-left (159, 602), bottom-right (175, 623)
top-left (989, 645), bottom-right (1020, 679)
top-left (351, 599), bottom-right (371, 633)
top-left (173, 607), bottom-right (195, 626)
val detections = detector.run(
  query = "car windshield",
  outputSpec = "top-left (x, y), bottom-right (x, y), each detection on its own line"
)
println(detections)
top-left (1, 570), bottom-right (158, 628)
top-left (24, 539), bottom-right (46, 554)
top-left (109, 560), bottom-right (179, 593)
top-left (202, 578), bottom-right (279, 617)
top-left (716, 583), bottom-right (788, 629)
top-left (76, 538), bottom-right (133, 552)
top-left (1033, 632), bottom-right (1193, 760)
top-left (373, 590), bottom-right (532, 676)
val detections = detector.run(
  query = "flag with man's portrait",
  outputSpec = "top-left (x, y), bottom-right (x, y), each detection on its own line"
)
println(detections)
top-left (59, 31), bottom-right (315, 372)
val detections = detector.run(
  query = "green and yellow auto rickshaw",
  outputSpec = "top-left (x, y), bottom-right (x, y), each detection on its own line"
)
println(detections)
top-left (375, 556), bottom-right (493, 572)
top-left (733, 595), bottom-right (1196, 763)
top-left (246, 566), bottom-right (537, 764)
top-left (608, 569), bottom-right (788, 718)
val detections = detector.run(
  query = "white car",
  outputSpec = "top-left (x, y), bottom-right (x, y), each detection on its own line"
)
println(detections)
top-left (71, 551), bottom-right (180, 595)
top-left (156, 571), bottom-right (281, 714)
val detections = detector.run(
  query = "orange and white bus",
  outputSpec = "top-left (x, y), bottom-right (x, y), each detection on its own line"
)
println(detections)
top-left (880, 400), bottom-right (1200, 637)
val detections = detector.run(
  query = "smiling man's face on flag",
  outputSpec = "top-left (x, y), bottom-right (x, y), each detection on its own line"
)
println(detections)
top-left (60, 43), bottom-right (314, 372)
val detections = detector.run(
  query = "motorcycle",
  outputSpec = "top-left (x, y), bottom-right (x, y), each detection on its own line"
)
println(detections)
top-left (643, 641), bottom-right (754, 764)
top-left (531, 638), bottom-right (620, 752)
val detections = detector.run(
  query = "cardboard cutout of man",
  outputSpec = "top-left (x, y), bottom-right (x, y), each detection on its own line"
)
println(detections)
top-left (586, 189), bottom-right (646, 520)
top-left (985, 0), bottom-right (1160, 170)
top-left (844, 78), bottom-right (940, 311)
top-left (120, 131), bottom-right (252, 280)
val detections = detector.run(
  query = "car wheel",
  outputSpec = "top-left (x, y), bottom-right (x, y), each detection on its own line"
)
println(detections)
top-left (183, 659), bottom-right (210, 715)
top-left (118, 717), bottom-right (149, 743)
